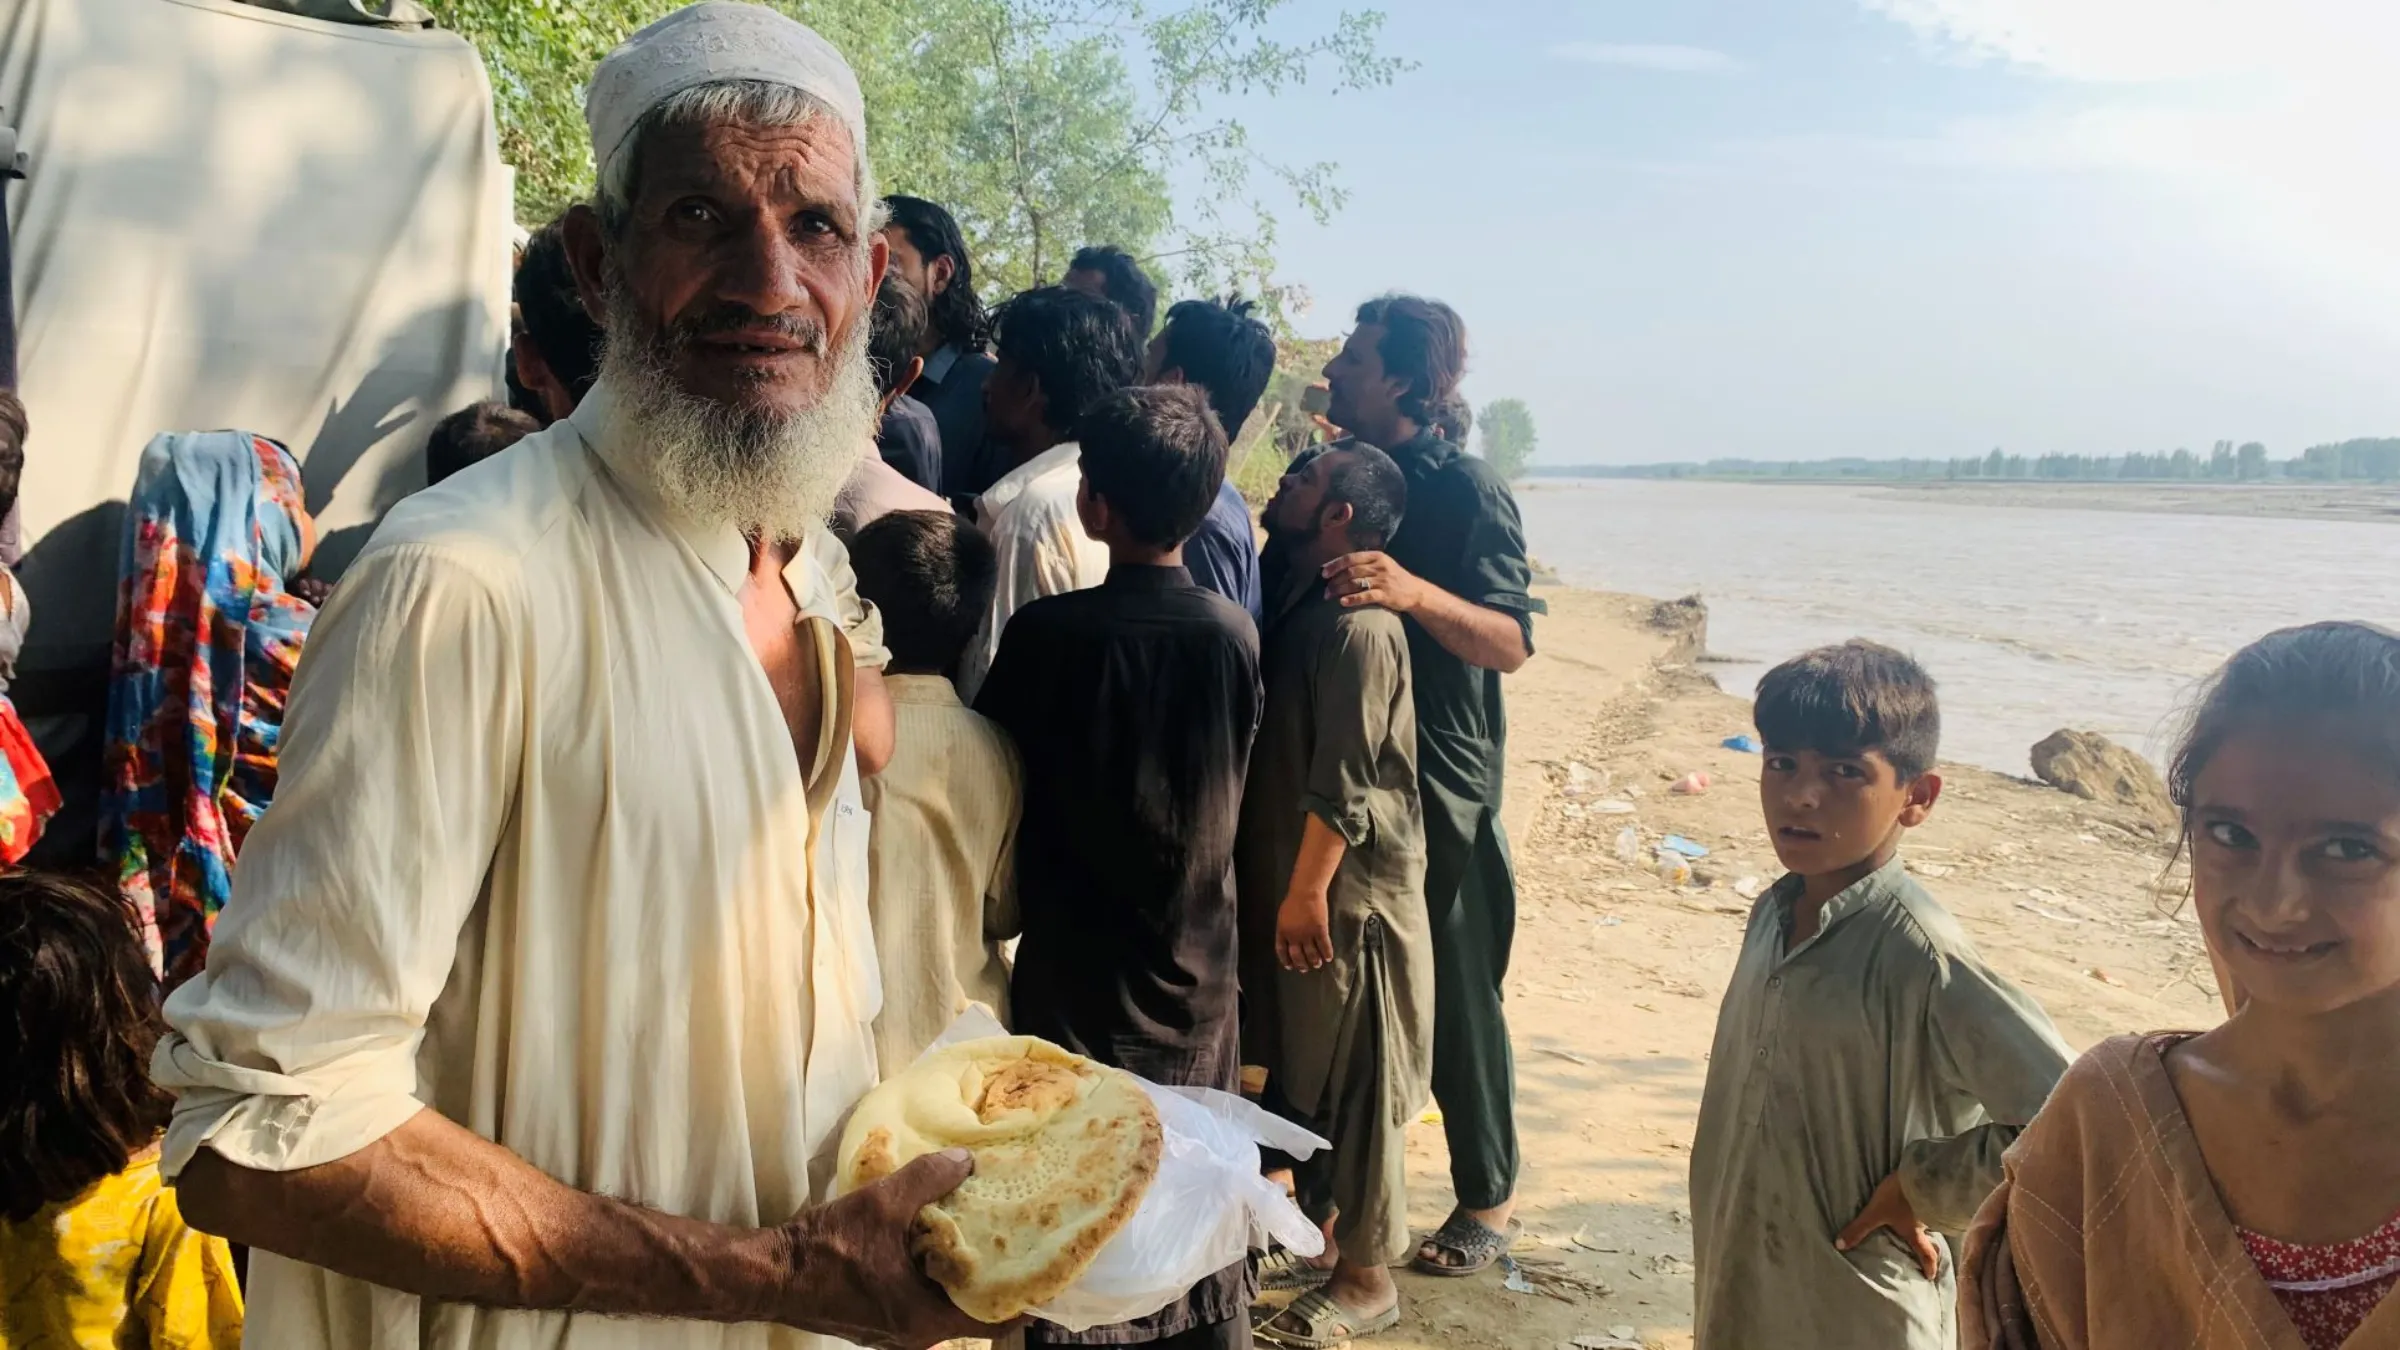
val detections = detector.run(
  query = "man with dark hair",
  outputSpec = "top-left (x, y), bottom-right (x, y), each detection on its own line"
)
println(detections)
top-left (848, 510), bottom-right (1022, 1071)
top-left (1064, 244), bottom-right (1159, 338)
top-left (1314, 294), bottom-right (1547, 1278)
top-left (425, 400), bottom-right (541, 486)
top-left (867, 271), bottom-right (942, 494)
top-left (1146, 297), bottom-right (1275, 623)
top-left (881, 195), bottom-right (1000, 494)
top-left (1238, 440), bottom-right (1428, 1345)
top-left (508, 219), bottom-right (602, 425)
top-left (958, 285), bottom-right (1141, 698)
top-left (974, 384), bottom-right (1261, 1350)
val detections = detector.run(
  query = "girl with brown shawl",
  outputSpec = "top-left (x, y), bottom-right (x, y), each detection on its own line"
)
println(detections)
top-left (1964, 622), bottom-right (2400, 1350)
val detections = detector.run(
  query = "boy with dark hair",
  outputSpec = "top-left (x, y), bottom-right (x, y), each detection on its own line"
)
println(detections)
top-left (959, 285), bottom-right (1142, 699)
top-left (975, 384), bottom-right (1262, 1350)
top-left (868, 272), bottom-right (943, 495)
top-left (1147, 296), bottom-right (1276, 623)
top-left (1689, 640), bottom-right (2070, 1350)
top-left (847, 510), bottom-right (1021, 1071)
top-left (508, 219), bottom-right (601, 425)
top-left (425, 400), bottom-right (540, 486)
top-left (1239, 441), bottom-right (1429, 1347)
top-left (1065, 244), bottom-right (1160, 337)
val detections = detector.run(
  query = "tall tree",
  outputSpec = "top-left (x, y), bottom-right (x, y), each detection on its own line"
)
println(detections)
top-left (1478, 398), bottom-right (1536, 481)
top-left (425, 0), bottom-right (1403, 308)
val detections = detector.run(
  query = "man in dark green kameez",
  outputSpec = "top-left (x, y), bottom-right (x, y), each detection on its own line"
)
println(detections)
top-left (1312, 295), bottom-right (1546, 1278)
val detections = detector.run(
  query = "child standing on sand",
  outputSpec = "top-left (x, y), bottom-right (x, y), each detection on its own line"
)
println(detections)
top-left (1688, 640), bottom-right (2072, 1349)
top-left (1965, 621), bottom-right (2400, 1350)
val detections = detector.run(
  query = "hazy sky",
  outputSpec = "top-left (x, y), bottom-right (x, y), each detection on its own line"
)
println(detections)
top-left (1212, 0), bottom-right (2400, 465)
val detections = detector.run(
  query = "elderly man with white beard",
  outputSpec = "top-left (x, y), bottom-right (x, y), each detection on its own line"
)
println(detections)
top-left (146, 7), bottom-right (994, 1349)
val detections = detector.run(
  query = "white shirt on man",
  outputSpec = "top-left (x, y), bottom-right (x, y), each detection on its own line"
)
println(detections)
top-left (957, 441), bottom-right (1108, 701)
top-left (152, 378), bottom-right (888, 1349)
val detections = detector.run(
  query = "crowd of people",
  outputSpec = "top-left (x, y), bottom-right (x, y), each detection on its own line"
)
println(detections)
top-left (0, 4), bottom-right (2395, 1350)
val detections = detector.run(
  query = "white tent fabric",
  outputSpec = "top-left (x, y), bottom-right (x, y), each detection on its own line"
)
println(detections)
top-left (1, 0), bottom-right (511, 672)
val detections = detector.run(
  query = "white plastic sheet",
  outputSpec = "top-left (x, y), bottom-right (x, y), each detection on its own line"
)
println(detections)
top-left (919, 1010), bottom-right (1328, 1332)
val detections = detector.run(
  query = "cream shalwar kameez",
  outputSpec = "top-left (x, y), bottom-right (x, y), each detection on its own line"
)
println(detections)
top-left (152, 379), bottom-right (889, 1350)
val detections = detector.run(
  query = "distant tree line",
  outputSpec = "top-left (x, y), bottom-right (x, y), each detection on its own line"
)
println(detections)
top-left (1539, 437), bottom-right (2400, 484)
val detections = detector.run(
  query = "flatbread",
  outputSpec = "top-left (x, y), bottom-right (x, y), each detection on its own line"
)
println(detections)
top-left (836, 1036), bottom-right (1163, 1322)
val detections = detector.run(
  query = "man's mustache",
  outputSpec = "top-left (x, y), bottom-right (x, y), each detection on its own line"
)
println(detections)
top-left (664, 304), bottom-right (830, 354)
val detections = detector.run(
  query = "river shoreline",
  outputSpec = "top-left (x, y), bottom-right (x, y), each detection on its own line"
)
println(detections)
top-left (1522, 476), bottom-right (2400, 525)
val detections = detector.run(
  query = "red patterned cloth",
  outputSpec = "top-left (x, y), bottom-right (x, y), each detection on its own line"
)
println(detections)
top-left (2241, 1211), bottom-right (2400, 1350)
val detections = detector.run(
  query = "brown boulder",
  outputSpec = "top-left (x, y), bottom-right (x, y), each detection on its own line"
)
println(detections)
top-left (2029, 729), bottom-right (2176, 829)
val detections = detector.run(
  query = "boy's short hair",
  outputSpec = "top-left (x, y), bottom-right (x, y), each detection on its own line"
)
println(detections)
top-left (427, 401), bottom-right (541, 486)
top-left (1156, 297), bottom-right (1277, 432)
top-left (990, 286), bottom-right (1143, 436)
top-left (1076, 385), bottom-right (1228, 549)
top-left (1068, 244), bottom-right (1159, 338)
top-left (869, 272), bottom-right (930, 398)
top-left (849, 510), bottom-right (997, 675)
top-left (514, 219), bottom-right (601, 405)
top-left (1753, 640), bottom-right (1941, 781)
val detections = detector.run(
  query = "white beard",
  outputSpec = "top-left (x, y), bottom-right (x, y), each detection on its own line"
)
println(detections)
top-left (599, 279), bottom-right (876, 540)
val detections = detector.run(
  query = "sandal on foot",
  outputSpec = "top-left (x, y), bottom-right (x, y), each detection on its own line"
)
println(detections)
top-left (1257, 1289), bottom-right (1402, 1348)
top-left (1256, 1246), bottom-right (1336, 1293)
top-left (1409, 1211), bottom-right (1522, 1278)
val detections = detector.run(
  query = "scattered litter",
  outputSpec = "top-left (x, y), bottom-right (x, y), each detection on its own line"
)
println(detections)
top-left (1572, 1335), bottom-right (1644, 1350)
top-left (1669, 772), bottom-right (1711, 796)
top-left (1710, 903), bottom-right (1749, 916)
top-left (1590, 800), bottom-right (1638, 815)
top-left (2088, 967), bottom-right (2128, 988)
top-left (1649, 1253), bottom-right (1695, 1278)
top-left (1563, 762), bottom-right (1611, 801)
top-left (1420, 1107), bottom-right (1444, 1125)
top-left (1632, 1002), bottom-right (1660, 1013)
top-left (1595, 915), bottom-right (1624, 928)
top-left (2017, 901), bottom-right (2080, 925)
top-left (1733, 875), bottom-right (1766, 900)
top-left (2078, 833), bottom-right (2102, 844)
top-left (1655, 852), bottom-right (1693, 887)
top-left (1571, 1227), bottom-right (1616, 1253)
top-left (1503, 1256), bottom-right (1537, 1294)
top-left (1614, 826), bottom-right (1643, 865)
top-left (1721, 734), bottom-right (1763, 753)
top-left (1660, 835), bottom-right (1710, 858)
top-left (1908, 860), bottom-right (1954, 879)
top-left (1540, 1047), bottom-right (1597, 1067)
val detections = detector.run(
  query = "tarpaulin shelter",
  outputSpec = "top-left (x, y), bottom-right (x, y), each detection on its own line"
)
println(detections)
top-left (0, 0), bottom-right (512, 851)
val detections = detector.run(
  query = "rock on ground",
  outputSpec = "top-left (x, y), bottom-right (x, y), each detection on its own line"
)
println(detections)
top-left (2029, 729), bottom-right (2177, 831)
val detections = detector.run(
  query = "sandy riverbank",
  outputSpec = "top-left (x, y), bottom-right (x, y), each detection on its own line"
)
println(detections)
top-left (1335, 586), bottom-right (2224, 1350)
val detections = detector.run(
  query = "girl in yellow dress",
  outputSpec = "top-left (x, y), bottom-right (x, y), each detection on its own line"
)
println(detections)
top-left (1, 871), bottom-right (243, 1347)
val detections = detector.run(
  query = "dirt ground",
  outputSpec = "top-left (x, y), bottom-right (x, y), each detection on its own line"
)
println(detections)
top-left (1332, 587), bottom-right (2223, 1350)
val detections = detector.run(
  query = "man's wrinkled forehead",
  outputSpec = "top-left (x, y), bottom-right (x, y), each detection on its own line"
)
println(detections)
top-left (630, 118), bottom-right (864, 230)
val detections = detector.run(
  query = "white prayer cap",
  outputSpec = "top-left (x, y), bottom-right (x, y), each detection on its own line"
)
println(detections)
top-left (584, 2), bottom-right (867, 184)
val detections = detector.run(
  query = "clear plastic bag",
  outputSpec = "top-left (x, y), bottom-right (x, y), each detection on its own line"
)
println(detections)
top-left (917, 1010), bottom-right (1328, 1332)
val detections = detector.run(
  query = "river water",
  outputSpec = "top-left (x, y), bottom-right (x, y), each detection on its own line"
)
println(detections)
top-left (1518, 479), bottom-right (2400, 774)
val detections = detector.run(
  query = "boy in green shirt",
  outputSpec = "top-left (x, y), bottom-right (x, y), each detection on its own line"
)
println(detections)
top-left (1688, 641), bottom-right (2071, 1348)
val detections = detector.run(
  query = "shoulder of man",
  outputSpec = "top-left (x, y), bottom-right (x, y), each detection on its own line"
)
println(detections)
top-left (364, 423), bottom-right (590, 577)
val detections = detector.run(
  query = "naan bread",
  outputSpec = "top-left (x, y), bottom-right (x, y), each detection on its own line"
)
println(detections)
top-left (836, 1036), bottom-right (1163, 1322)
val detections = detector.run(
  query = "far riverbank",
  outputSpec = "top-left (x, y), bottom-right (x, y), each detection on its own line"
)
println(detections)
top-left (1524, 476), bottom-right (2400, 526)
